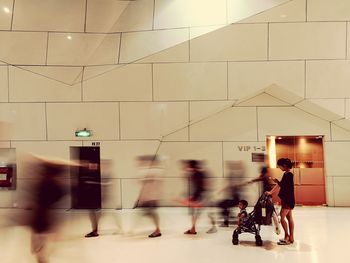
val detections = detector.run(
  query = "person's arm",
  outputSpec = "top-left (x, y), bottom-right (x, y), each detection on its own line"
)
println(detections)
top-left (265, 179), bottom-right (280, 196)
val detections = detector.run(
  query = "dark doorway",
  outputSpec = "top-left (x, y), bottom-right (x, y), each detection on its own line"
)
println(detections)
top-left (70, 146), bottom-right (101, 209)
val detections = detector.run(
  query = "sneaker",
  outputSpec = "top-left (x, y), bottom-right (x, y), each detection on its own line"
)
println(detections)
top-left (219, 223), bottom-right (229, 227)
top-left (85, 231), bottom-right (99, 238)
top-left (206, 227), bottom-right (218, 234)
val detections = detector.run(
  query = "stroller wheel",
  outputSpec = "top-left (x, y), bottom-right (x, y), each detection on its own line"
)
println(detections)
top-left (232, 231), bottom-right (239, 245)
top-left (255, 235), bottom-right (263, 246)
top-left (232, 238), bottom-right (239, 245)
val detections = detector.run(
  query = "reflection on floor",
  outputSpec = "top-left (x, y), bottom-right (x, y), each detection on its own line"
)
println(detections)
top-left (0, 207), bottom-right (347, 263)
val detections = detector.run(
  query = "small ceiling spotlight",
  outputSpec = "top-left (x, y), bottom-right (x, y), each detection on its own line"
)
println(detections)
top-left (3, 7), bottom-right (10, 13)
top-left (67, 35), bottom-right (72, 40)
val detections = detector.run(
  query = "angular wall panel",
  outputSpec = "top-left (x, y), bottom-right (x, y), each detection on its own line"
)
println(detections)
top-left (190, 107), bottom-right (257, 141)
top-left (229, 61), bottom-right (305, 100)
top-left (0, 32), bottom-right (47, 65)
top-left (12, 0), bottom-right (85, 32)
top-left (0, 0), bottom-right (13, 30)
top-left (0, 66), bottom-right (8, 102)
top-left (153, 62), bottom-right (227, 101)
top-left (308, 0), bottom-right (350, 21)
top-left (190, 24), bottom-right (268, 62)
top-left (270, 22), bottom-right (346, 60)
top-left (47, 33), bottom-right (120, 66)
top-left (119, 28), bottom-right (189, 64)
top-left (46, 102), bottom-right (119, 140)
top-left (307, 60), bottom-right (350, 98)
top-left (120, 102), bottom-right (188, 140)
top-left (258, 107), bottom-right (331, 141)
top-left (240, 0), bottom-right (306, 23)
top-left (9, 67), bottom-right (81, 102)
top-left (83, 64), bottom-right (152, 101)
top-left (154, 0), bottom-right (227, 29)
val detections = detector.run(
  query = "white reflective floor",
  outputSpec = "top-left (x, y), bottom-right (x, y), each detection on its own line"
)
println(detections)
top-left (0, 207), bottom-right (348, 263)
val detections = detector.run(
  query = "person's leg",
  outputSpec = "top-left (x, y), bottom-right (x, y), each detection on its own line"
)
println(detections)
top-left (272, 211), bottom-right (281, 234)
top-left (185, 208), bottom-right (199, 234)
top-left (286, 210), bottom-right (294, 243)
top-left (148, 208), bottom-right (161, 237)
top-left (85, 210), bottom-right (100, 237)
top-left (279, 208), bottom-right (290, 241)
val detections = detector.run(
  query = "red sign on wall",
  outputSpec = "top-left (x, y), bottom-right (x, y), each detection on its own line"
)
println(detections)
top-left (0, 167), bottom-right (13, 187)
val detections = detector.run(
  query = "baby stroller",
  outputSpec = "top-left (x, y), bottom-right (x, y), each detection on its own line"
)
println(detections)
top-left (232, 193), bottom-right (277, 246)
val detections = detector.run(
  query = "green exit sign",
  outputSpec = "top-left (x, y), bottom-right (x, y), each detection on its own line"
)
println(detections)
top-left (75, 129), bottom-right (92, 137)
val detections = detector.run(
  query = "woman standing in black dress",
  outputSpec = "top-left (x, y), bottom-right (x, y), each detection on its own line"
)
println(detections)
top-left (266, 158), bottom-right (295, 245)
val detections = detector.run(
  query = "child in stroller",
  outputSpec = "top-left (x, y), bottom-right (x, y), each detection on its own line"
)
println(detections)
top-left (232, 193), bottom-right (277, 246)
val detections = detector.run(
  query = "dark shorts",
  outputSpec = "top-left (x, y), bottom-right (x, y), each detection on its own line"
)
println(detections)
top-left (281, 200), bottom-right (293, 210)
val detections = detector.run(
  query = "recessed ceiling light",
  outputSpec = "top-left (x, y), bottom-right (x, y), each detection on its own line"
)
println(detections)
top-left (67, 35), bottom-right (72, 40)
top-left (3, 7), bottom-right (10, 13)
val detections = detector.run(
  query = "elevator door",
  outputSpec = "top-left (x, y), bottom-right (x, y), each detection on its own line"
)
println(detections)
top-left (267, 136), bottom-right (326, 206)
top-left (70, 146), bottom-right (101, 209)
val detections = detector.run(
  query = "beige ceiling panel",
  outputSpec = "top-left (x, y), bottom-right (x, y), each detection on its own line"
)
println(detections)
top-left (0, 103), bottom-right (46, 140)
top-left (308, 0), bottom-right (350, 21)
top-left (0, 66), bottom-right (8, 102)
top-left (153, 62), bottom-right (227, 101)
top-left (47, 33), bottom-right (120, 66)
top-left (306, 60), bottom-right (350, 98)
top-left (12, 0), bottom-right (85, 32)
top-left (190, 107), bottom-right (257, 141)
top-left (270, 22), bottom-right (346, 60)
top-left (190, 24), bottom-right (267, 62)
top-left (295, 100), bottom-right (343, 122)
top-left (9, 67), bottom-right (81, 102)
top-left (119, 28), bottom-right (189, 64)
top-left (0, 31), bottom-right (47, 65)
top-left (240, 0), bottom-right (306, 23)
top-left (258, 107), bottom-right (331, 141)
top-left (154, 0), bottom-right (226, 29)
top-left (137, 42), bottom-right (189, 63)
top-left (46, 102), bottom-right (119, 140)
top-left (19, 66), bottom-right (83, 85)
top-left (120, 102), bottom-right (188, 140)
top-left (0, 0), bottom-right (13, 30)
top-left (83, 64), bottom-right (152, 101)
top-left (229, 61), bottom-right (305, 100)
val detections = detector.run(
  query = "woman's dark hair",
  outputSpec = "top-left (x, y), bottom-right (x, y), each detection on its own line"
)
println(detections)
top-left (261, 166), bottom-right (268, 175)
top-left (277, 158), bottom-right (293, 169)
top-left (188, 160), bottom-right (199, 169)
top-left (239, 199), bottom-right (248, 208)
